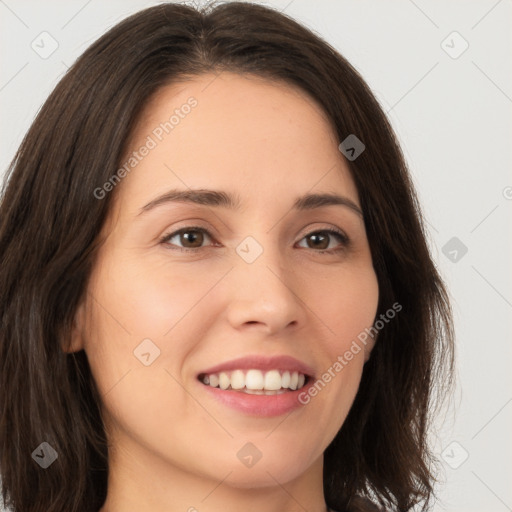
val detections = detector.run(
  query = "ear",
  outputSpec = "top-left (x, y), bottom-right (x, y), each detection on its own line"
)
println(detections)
top-left (61, 300), bottom-right (86, 353)
top-left (363, 332), bottom-right (378, 363)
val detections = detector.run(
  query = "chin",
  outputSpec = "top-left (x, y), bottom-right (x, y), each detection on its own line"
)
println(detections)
top-left (212, 455), bottom-right (310, 489)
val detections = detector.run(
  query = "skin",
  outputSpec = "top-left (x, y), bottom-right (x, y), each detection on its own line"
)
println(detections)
top-left (69, 72), bottom-right (379, 512)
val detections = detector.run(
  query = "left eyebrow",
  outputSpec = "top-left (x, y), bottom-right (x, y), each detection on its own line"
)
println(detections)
top-left (138, 188), bottom-right (363, 218)
top-left (294, 192), bottom-right (363, 217)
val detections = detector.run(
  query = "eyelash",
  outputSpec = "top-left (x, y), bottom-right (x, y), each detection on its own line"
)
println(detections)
top-left (159, 225), bottom-right (350, 254)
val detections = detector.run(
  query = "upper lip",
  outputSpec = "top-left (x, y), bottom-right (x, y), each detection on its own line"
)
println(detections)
top-left (198, 355), bottom-right (315, 378)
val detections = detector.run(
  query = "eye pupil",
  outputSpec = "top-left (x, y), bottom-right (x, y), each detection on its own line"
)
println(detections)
top-left (308, 233), bottom-right (328, 250)
top-left (182, 230), bottom-right (203, 247)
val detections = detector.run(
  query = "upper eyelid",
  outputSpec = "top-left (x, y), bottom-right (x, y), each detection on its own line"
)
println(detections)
top-left (163, 225), bottom-right (216, 241)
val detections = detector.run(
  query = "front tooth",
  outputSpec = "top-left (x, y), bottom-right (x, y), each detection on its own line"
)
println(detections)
top-left (290, 371), bottom-right (299, 390)
top-left (245, 369), bottom-right (264, 390)
top-left (297, 373), bottom-right (305, 389)
top-left (219, 372), bottom-right (230, 390)
top-left (264, 370), bottom-right (282, 391)
top-left (230, 370), bottom-right (245, 390)
top-left (281, 371), bottom-right (291, 388)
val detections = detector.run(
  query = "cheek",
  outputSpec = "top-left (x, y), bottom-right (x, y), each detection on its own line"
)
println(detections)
top-left (82, 255), bottom-right (224, 395)
top-left (82, 259), bottom-right (211, 452)
top-left (278, 264), bottom-right (379, 462)
top-left (306, 264), bottom-right (378, 388)
top-left (307, 263), bottom-right (379, 353)
top-left (298, 264), bottom-right (378, 433)
top-left (92, 254), bottom-right (220, 339)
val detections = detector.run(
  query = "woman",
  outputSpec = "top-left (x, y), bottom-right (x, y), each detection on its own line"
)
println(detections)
top-left (0, 2), bottom-right (454, 511)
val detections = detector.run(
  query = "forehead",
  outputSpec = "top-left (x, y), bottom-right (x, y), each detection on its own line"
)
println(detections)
top-left (117, 72), bottom-right (358, 212)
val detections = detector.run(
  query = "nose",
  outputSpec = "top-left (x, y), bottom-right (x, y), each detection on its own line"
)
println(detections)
top-left (224, 244), bottom-right (305, 335)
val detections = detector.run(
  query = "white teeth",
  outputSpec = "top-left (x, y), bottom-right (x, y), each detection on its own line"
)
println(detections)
top-left (264, 370), bottom-right (282, 391)
top-left (209, 374), bottom-right (219, 388)
top-left (245, 369), bottom-right (264, 390)
top-left (230, 370), bottom-right (245, 390)
top-left (219, 372), bottom-right (230, 390)
top-left (290, 371), bottom-right (299, 390)
top-left (200, 369), bottom-right (308, 392)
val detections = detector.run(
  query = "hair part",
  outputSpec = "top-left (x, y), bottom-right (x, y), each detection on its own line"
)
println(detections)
top-left (0, 2), bottom-right (454, 511)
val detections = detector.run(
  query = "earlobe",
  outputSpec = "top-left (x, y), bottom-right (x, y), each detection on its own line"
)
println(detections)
top-left (62, 301), bottom-right (86, 353)
top-left (363, 334), bottom-right (377, 363)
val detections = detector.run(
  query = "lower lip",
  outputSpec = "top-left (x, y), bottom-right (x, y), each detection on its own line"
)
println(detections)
top-left (198, 380), bottom-right (312, 417)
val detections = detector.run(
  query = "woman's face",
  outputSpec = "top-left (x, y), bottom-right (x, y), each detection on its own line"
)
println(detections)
top-left (73, 72), bottom-right (379, 492)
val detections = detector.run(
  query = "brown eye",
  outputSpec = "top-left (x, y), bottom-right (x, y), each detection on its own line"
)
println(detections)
top-left (179, 229), bottom-right (204, 248)
top-left (297, 229), bottom-right (349, 253)
top-left (306, 232), bottom-right (329, 250)
top-left (161, 227), bottom-right (214, 250)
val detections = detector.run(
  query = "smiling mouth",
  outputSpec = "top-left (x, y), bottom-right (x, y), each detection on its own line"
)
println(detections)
top-left (198, 369), bottom-right (310, 395)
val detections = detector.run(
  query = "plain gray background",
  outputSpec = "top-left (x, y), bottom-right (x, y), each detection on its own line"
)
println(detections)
top-left (1, 1), bottom-right (511, 511)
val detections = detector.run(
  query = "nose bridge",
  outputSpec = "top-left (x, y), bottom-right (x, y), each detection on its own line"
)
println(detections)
top-left (225, 232), bottom-right (302, 331)
top-left (234, 233), bottom-right (288, 294)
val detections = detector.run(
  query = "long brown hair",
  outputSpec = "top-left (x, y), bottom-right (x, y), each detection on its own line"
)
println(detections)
top-left (0, 2), bottom-right (454, 511)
